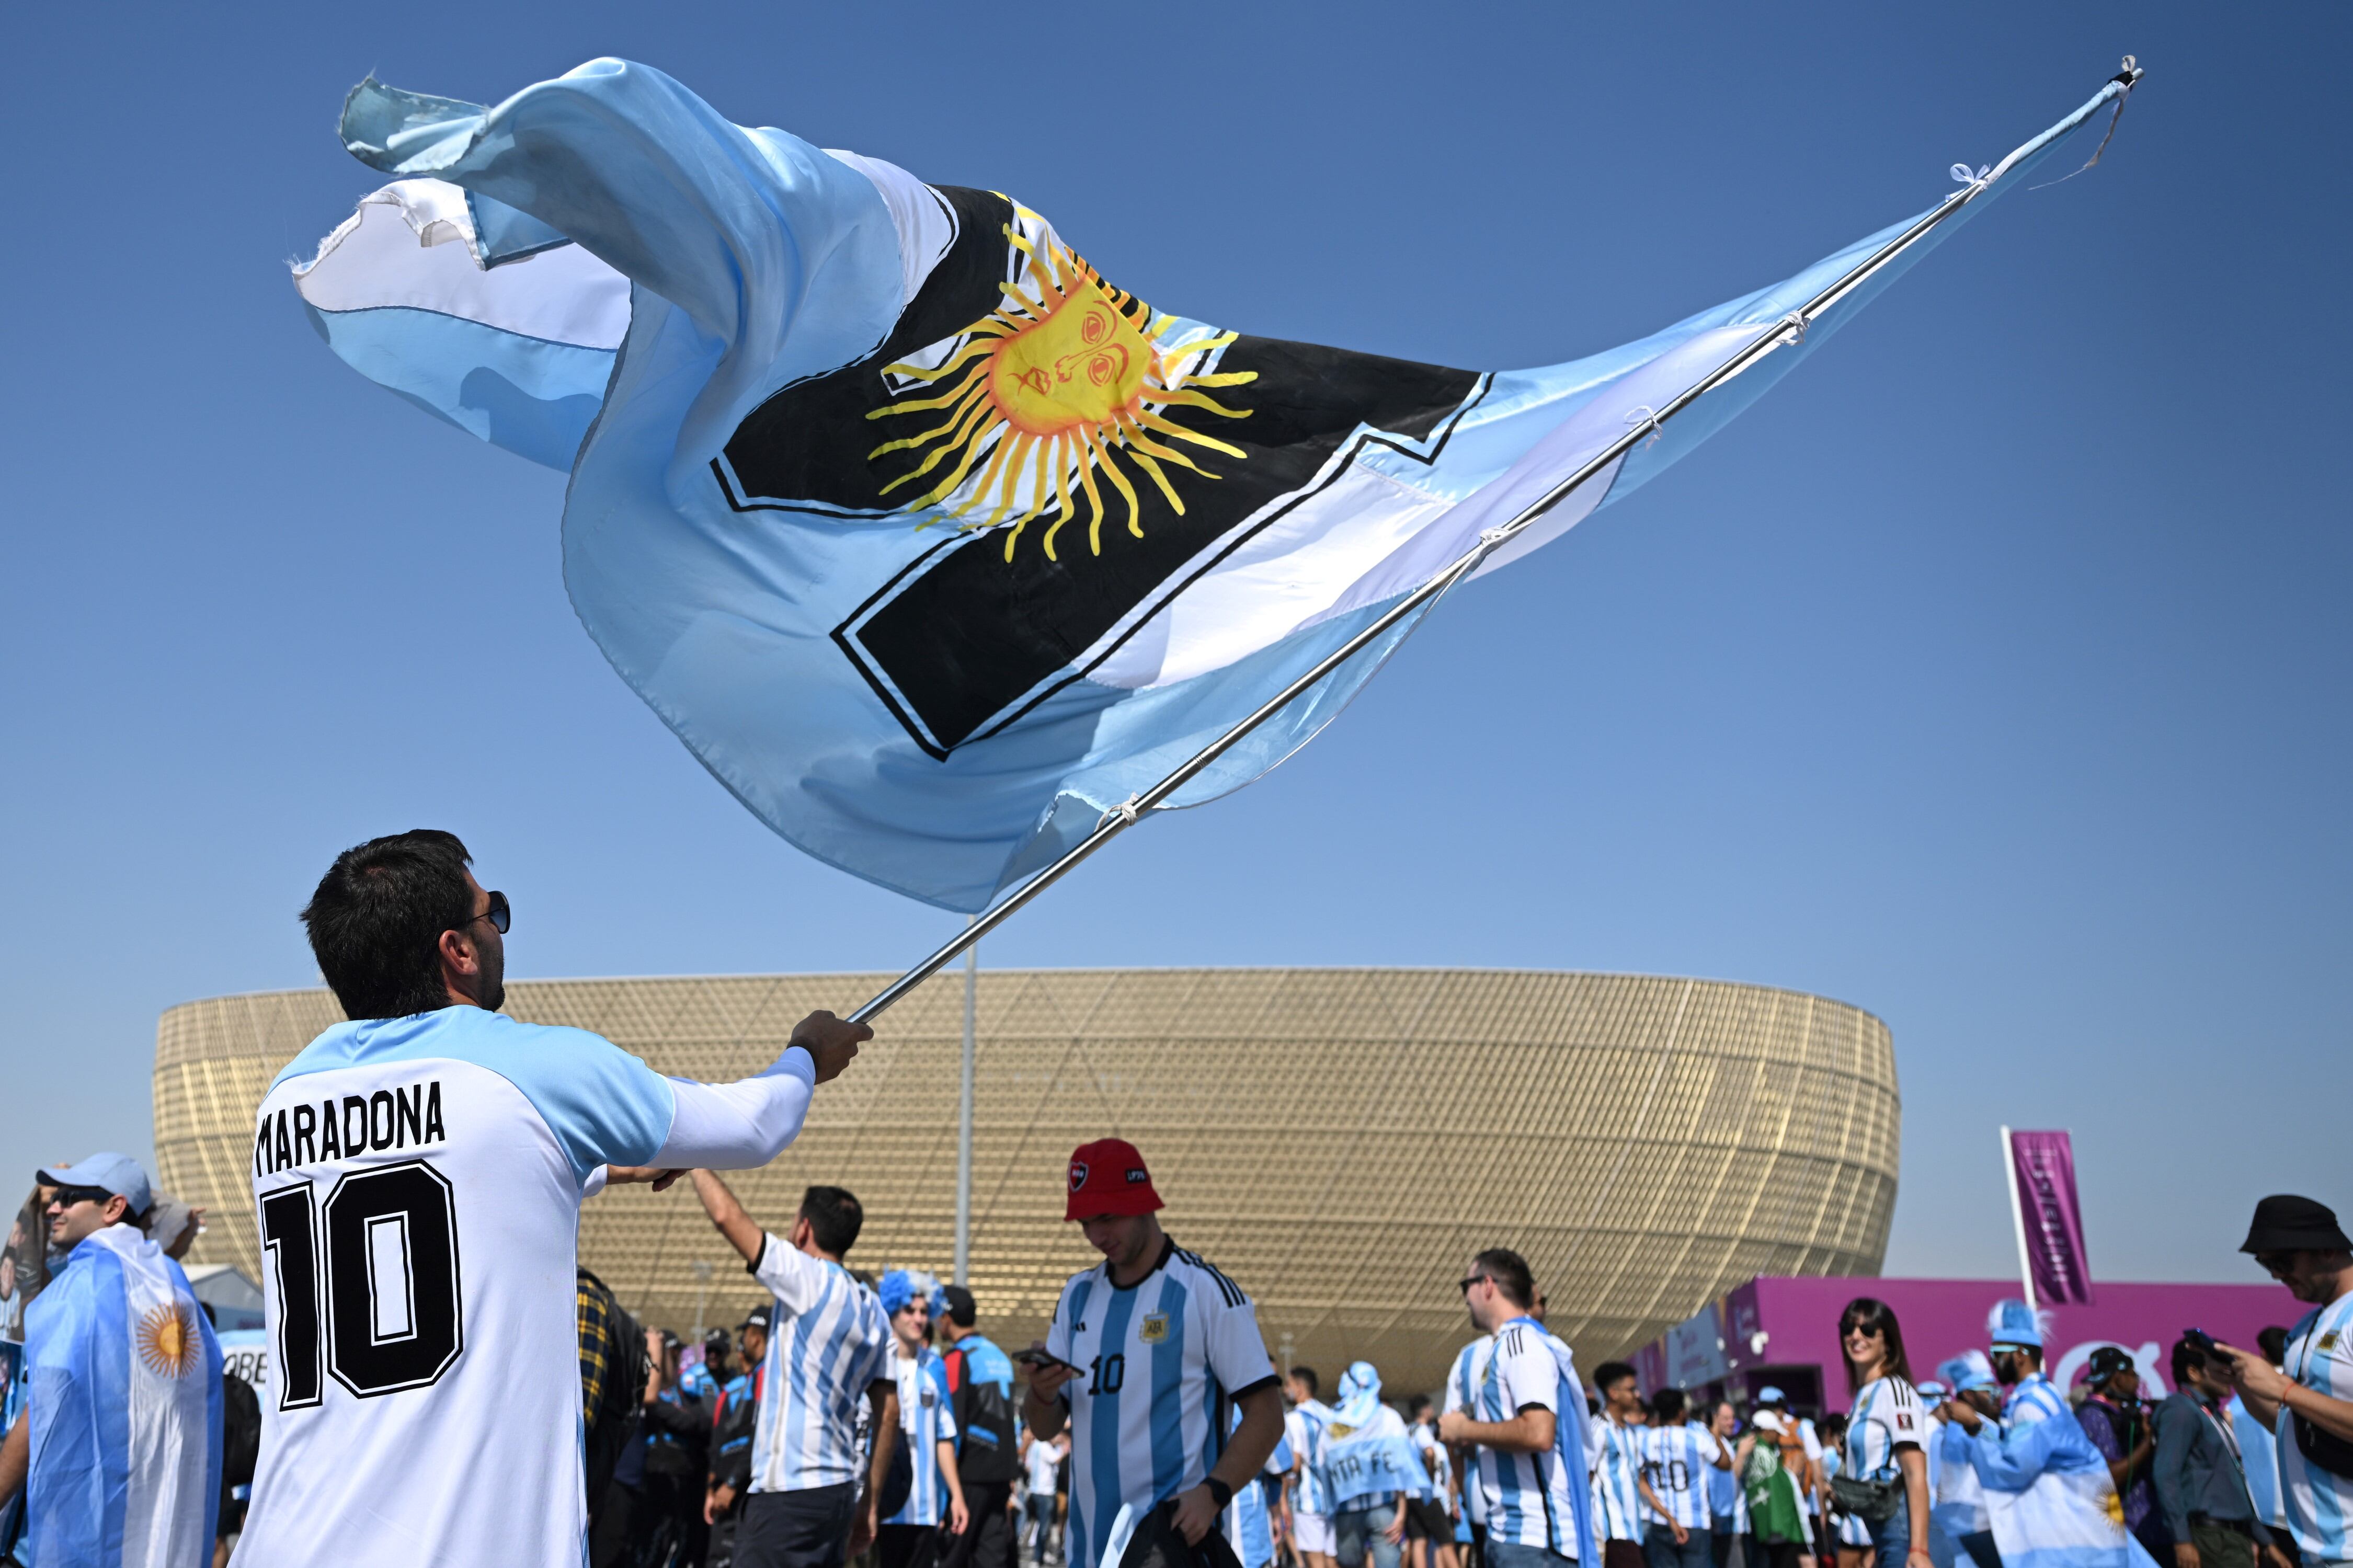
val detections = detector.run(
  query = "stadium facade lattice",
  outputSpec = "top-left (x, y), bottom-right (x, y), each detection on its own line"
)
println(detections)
top-left (153, 968), bottom-right (1898, 1393)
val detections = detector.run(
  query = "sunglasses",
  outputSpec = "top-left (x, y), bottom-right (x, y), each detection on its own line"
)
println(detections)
top-left (454, 890), bottom-right (511, 936)
top-left (49, 1185), bottom-right (114, 1210)
top-left (1458, 1275), bottom-right (1492, 1296)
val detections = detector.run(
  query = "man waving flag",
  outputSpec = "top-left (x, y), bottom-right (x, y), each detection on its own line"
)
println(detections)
top-left (299, 58), bottom-right (2138, 914)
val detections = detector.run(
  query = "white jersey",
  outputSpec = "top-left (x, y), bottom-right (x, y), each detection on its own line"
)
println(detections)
top-left (1847, 1376), bottom-right (1924, 1483)
top-left (1044, 1240), bottom-right (1277, 1568)
top-left (1026, 1434), bottom-right (1067, 1496)
top-left (1641, 1421), bottom-right (1719, 1531)
top-left (1444, 1337), bottom-right (1492, 1526)
top-left (237, 1005), bottom-right (816, 1568)
top-left (749, 1236), bottom-right (893, 1492)
top-left (887, 1345), bottom-right (960, 1526)
top-left (1467, 1317), bottom-right (1580, 1555)
top-left (2278, 1292), bottom-right (2353, 1563)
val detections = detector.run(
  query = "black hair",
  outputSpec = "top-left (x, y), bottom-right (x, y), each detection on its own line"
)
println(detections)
top-left (1651, 1387), bottom-right (1687, 1422)
top-left (1594, 1361), bottom-right (1637, 1395)
top-left (2258, 1325), bottom-right (2290, 1366)
top-left (1837, 1296), bottom-right (1915, 1393)
top-left (302, 830), bottom-right (476, 1019)
top-left (1820, 1413), bottom-right (1849, 1442)
top-left (1408, 1394), bottom-right (1433, 1418)
top-left (1290, 1366), bottom-right (1320, 1395)
top-left (1471, 1247), bottom-right (1537, 1309)
top-left (799, 1186), bottom-right (864, 1256)
top-left (942, 1284), bottom-right (979, 1327)
top-left (2170, 1336), bottom-right (2211, 1383)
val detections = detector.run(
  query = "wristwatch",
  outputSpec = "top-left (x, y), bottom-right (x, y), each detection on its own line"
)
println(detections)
top-left (1207, 1478), bottom-right (1233, 1508)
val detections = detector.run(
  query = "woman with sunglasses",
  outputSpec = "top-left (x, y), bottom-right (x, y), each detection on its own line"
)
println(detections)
top-left (1836, 1297), bottom-right (1934, 1568)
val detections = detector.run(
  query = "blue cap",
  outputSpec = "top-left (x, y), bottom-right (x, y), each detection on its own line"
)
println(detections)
top-left (39, 1152), bottom-right (151, 1218)
top-left (879, 1270), bottom-right (918, 1316)
top-left (1938, 1350), bottom-right (1998, 1392)
top-left (1915, 1380), bottom-right (1946, 1399)
top-left (1755, 1385), bottom-right (1787, 1404)
top-left (1986, 1298), bottom-right (2044, 1350)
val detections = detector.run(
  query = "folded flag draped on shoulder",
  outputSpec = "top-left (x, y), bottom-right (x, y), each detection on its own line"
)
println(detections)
top-left (22, 1224), bottom-right (223, 1568)
top-left (299, 59), bottom-right (2133, 912)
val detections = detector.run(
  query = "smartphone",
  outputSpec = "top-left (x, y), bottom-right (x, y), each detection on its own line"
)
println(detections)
top-left (1015, 1347), bottom-right (1081, 1375)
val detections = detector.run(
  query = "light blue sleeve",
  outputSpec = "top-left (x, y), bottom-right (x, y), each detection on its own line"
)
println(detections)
top-left (489, 1021), bottom-right (677, 1183)
top-left (337, 57), bottom-right (900, 366)
top-left (1967, 1412), bottom-right (2069, 1493)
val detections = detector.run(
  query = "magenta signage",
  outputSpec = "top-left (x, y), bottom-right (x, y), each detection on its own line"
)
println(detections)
top-left (2007, 1129), bottom-right (2094, 1306)
top-left (1627, 1276), bottom-right (2303, 1412)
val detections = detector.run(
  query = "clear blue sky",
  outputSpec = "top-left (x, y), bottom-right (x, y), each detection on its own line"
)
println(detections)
top-left (3, 3), bottom-right (2344, 1287)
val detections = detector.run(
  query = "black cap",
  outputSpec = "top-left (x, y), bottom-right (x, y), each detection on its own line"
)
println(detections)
top-left (2241, 1195), bottom-right (2353, 1255)
top-left (740, 1304), bottom-right (772, 1331)
top-left (940, 1284), bottom-right (978, 1327)
top-left (2086, 1346), bottom-right (2135, 1383)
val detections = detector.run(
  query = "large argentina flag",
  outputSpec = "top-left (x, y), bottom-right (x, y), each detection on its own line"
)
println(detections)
top-left (302, 59), bottom-right (2130, 911)
top-left (23, 1225), bottom-right (223, 1568)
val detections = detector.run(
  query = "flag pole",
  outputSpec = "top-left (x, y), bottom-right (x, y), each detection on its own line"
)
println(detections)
top-left (2002, 1125), bottom-right (2038, 1314)
top-left (953, 923), bottom-right (976, 1285)
top-left (846, 62), bottom-right (2142, 1027)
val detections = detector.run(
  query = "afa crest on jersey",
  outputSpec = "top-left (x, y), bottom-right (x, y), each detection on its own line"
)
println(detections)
top-left (1139, 1312), bottom-right (1170, 1345)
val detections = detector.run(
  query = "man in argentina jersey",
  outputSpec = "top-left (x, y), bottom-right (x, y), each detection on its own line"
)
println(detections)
top-left (878, 1271), bottom-right (970, 1568)
top-left (1587, 1363), bottom-right (1655, 1568)
top-left (2221, 1195), bottom-right (2353, 1568)
top-left (1437, 1250), bottom-right (1584, 1568)
top-left (1639, 1389), bottom-right (1730, 1568)
top-left (686, 1171), bottom-right (898, 1568)
top-left (1290, 1366), bottom-right (1340, 1568)
top-left (1021, 1140), bottom-right (1284, 1568)
top-left (237, 831), bottom-right (869, 1568)
top-left (1227, 1404), bottom-right (1294, 1568)
top-left (1443, 1334), bottom-right (1494, 1551)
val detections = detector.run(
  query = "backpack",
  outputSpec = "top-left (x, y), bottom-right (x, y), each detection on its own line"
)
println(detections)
top-left (944, 1338), bottom-right (1022, 1486)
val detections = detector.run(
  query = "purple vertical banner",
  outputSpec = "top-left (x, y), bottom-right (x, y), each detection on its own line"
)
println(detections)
top-left (2008, 1130), bottom-right (2094, 1305)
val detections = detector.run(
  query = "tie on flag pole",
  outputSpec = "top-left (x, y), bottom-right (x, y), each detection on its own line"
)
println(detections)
top-left (298, 58), bottom-right (2141, 1021)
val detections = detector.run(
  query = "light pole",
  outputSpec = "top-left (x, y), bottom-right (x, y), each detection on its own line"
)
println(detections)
top-left (691, 1258), bottom-right (714, 1342)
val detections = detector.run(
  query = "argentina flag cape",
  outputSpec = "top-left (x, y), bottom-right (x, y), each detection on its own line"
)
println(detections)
top-left (1542, 1328), bottom-right (1601, 1566)
top-left (303, 59), bottom-right (2135, 911)
top-left (1323, 1364), bottom-right (1430, 1509)
top-left (1962, 1399), bottom-right (2160, 1568)
top-left (23, 1224), bottom-right (222, 1568)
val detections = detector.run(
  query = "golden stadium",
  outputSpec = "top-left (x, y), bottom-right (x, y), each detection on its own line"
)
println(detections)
top-left (153, 968), bottom-right (1897, 1392)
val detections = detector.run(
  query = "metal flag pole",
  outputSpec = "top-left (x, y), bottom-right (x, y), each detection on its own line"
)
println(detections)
top-left (2001, 1125), bottom-right (2038, 1313)
top-left (953, 925), bottom-right (976, 1285)
top-left (845, 62), bottom-right (2142, 1028)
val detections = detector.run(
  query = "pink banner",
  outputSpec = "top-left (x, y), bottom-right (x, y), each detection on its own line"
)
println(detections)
top-left (2009, 1129), bottom-right (2094, 1306)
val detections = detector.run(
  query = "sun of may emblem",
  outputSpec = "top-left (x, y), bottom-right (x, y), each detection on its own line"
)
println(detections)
top-left (136, 1300), bottom-right (199, 1378)
top-left (867, 214), bottom-right (1258, 562)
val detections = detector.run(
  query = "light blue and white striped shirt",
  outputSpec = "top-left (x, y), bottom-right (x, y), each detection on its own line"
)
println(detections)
top-left (887, 1345), bottom-right (961, 1526)
top-left (1642, 1422), bottom-right (1720, 1531)
top-left (1289, 1400), bottom-right (1336, 1516)
top-left (1046, 1241), bottom-right (1277, 1568)
top-left (2278, 1292), bottom-right (2353, 1563)
top-left (1594, 1419), bottom-right (1648, 1542)
top-left (748, 1236), bottom-right (893, 1492)
top-left (1444, 1338), bottom-right (1492, 1526)
top-left (2229, 1396), bottom-right (2282, 1530)
top-left (1468, 1318), bottom-right (1580, 1554)
top-left (1847, 1377), bottom-right (1924, 1483)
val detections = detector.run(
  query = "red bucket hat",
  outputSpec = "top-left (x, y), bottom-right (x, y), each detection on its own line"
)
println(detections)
top-left (1065, 1138), bottom-right (1164, 1221)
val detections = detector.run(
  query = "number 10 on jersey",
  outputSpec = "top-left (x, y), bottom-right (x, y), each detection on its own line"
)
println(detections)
top-left (260, 1160), bottom-right (465, 1406)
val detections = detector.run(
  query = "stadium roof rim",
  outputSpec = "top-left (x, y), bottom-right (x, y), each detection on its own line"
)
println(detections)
top-left (181, 966), bottom-right (1886, 1021)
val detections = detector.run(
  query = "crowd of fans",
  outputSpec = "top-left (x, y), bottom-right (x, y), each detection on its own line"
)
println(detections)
top-left (2, 836), bottom-right (2347, 1568)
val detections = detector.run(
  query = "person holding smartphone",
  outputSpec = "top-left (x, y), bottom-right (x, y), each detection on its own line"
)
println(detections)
top-left (1019, 1139), bottom-right (1285, 1568)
